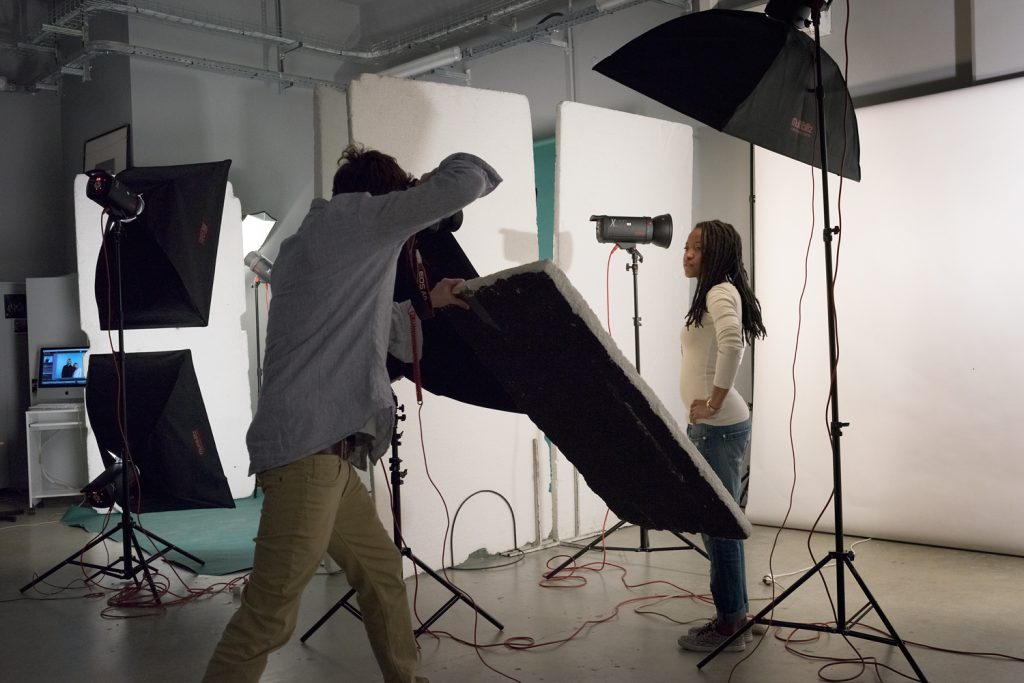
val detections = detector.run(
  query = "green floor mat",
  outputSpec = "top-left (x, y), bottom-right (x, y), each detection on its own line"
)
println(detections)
top-left (61, 495), bottom-right (262, 576)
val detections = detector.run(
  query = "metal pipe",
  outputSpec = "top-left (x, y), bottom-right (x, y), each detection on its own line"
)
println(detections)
top-left (80, 0), bottom-right (552, 60)
top-left (37, 39), bottom-right (344, 90)
top-left (27, 1), bottom-right (667, 94)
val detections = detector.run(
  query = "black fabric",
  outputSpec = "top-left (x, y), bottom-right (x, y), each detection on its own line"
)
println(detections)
top-left (388, 229), bottom-right (521, 413)
top-left (593, 9), bottom-right (860, 181)
top-left (86, 350), bottom-right (235, 513)
top-left (94, 160), bottom-right (232, 329)
top-left (446, 262), bottom-right (749, 539)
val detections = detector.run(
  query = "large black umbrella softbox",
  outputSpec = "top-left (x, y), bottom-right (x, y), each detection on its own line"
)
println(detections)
top-left (388, 228), bottom-right (521, 413)
top-left (86, 350), bottom-right (234, 513)
top-left (94, 160), bottom-right (232, 329)
top-left (593, 9), bottom-right (860, 181)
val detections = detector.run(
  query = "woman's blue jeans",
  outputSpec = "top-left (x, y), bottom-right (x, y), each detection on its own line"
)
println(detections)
top-left (687, 418), bottom-right (751, 625)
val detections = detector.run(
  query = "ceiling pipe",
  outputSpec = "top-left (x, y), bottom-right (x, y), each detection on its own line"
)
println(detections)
top-left (23, 0), bottom-right (668, 92)
top-left (70, 0), bottom-right (553, 60)
top-left (379, 47), bottom-right (463, 79)
top-left (32, 40), bottom-right (343, 91)
top-left (463, 0), bottom-right (649, 60)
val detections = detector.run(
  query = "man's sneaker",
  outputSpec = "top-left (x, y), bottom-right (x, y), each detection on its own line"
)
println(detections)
top-left (677, 620), bottom-right (746, 652)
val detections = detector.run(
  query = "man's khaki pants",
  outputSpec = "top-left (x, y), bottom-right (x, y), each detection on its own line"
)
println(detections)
top-left (203, 453), bottom-right (424, 682)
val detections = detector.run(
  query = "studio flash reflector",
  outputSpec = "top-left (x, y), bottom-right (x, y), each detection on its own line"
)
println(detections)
top-left (592, 214), bottom-right (673, 249)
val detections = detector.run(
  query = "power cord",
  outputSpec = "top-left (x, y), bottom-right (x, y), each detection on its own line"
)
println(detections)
top-left (761, 537), bottom-right (873, 587)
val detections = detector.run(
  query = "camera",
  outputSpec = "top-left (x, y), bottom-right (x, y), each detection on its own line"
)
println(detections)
top-left (428, 210), bottom-right (463, 234)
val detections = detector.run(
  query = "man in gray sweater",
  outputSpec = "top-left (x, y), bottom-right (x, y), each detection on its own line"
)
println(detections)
top-left (205, 145), bottom-right (501, 683)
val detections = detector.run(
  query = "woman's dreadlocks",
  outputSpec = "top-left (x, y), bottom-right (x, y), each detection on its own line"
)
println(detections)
top-left (684, 219), bottom-right (766, 345)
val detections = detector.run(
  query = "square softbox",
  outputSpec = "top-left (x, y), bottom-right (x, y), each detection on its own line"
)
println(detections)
top-left (94, 160), bottom-right (231, 329)
top-left (86, 350), bottom-right (234, 512)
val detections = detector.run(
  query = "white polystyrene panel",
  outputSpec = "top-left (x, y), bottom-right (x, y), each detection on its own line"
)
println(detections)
top-left (348, 74), bottom-right (539, 274)
top-left (314, 86), bottom-right (350, 201)
top-left (320, 73), bottom-right (540, 573)
top-left (554, 102), bottom-right (694, 535)
top-left (749, 77), bottom-right (1024, 555)
top-left (75, 176), bottom-right (254, 501)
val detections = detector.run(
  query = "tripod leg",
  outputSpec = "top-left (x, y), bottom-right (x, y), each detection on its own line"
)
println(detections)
top-left (132, 522), bottom-right (205, 565)
top-left (125, 526), bottom-right (163, 603)
top-left (20, 523), bottom-right (125, 592)
top-left (407, 550), bottom-right (504, 632)
top-left (416, 595), bottom-right (461, 636)
top-left (843, 557), bottom-right (928, 682)
top-left (697, 552), bottom-right (834, 669)
top-left (668, 531), bottom-right (710, 559)
top-left (545, 520), bottom-right (628, 579)
top-left (301, 589), bottom-right (359, 642)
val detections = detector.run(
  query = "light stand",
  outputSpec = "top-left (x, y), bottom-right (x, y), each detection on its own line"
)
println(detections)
top-left (698, 6), bottom-right (927, 680)
top-left (251, 278), bottom-right (266, 394)
top-left (545, 245), bottom-right (708, 580)
top-left (301, 400), bottom-right (504, 642)
top-left (21, 212), bottom-right (203, 601)
top-left (242, 213), bottom-right (276, 394)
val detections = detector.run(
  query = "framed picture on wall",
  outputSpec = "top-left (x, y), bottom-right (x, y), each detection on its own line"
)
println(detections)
top-left (83, 125), bottom-right (130, 174)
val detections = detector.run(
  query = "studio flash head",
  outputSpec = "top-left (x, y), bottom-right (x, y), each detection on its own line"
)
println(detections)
top-left (591, 214), bottom-right (673, 249)
top-left (244, 251), bottom-right (274, 284)
top-left (86, 169), bottom-right (144, 221)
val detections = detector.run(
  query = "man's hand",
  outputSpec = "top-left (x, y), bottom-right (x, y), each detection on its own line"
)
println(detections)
top-left (429, 278), bottom-right (469, 310)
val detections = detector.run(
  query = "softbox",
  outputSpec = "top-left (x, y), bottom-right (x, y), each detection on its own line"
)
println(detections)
top-left (94, 160), bottom-right (232, 329)
top-left (86, 350), bottom-right (235, 512)
top-left (388, 228), bottom-right (521, 413)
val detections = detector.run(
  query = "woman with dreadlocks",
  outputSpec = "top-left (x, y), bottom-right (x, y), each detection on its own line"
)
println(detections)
top-left (676, 219), bottom-right (766, 654)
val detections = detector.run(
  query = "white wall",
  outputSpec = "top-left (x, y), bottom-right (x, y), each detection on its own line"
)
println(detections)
top-left (748, 77), bottom-right (1024, 555)
top-left (0, 95), bottom-right (66, 280)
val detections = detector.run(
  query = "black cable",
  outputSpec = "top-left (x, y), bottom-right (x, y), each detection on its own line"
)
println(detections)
top-left (448, 489), bottom-right (520, 570)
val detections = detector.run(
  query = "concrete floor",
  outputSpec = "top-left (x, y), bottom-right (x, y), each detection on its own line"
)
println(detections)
top-left (1, 499), bottom-right (1021, 682)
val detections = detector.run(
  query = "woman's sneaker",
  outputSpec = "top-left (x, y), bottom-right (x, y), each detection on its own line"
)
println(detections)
top-left (685, 619), bottom-right (755, 643)
top-left (677, 620), bottom-right (747, 652)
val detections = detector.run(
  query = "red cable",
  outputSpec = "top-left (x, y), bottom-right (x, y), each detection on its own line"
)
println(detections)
top-left (605, 244), bottom-right (619, 334)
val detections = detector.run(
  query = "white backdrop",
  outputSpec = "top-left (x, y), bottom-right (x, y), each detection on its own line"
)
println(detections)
top-left (74, 176), bottom-right (254, 501)
top-left (554, 102), bottom-right (694, 536)
top-left (747, 77), bottom-right (1024, 555)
